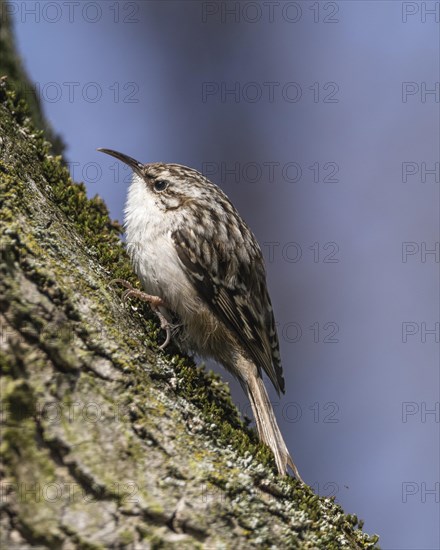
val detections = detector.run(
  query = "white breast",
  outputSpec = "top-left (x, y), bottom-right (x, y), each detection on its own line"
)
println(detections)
top-left (124, 174), bottom-right (198, 315)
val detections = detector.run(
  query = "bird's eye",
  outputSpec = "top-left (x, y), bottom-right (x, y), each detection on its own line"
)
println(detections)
top-left (154, 180), bottom-right (168, 192)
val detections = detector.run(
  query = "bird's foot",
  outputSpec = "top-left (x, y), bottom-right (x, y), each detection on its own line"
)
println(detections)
top-left (110, 278), bottom-right (172, 349)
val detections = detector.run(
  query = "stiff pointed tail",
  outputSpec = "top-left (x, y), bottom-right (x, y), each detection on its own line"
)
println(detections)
top-left (246, 375), bottom-right (304, 483)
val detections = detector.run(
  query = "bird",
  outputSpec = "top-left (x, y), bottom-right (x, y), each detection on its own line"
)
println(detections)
top-left (98, 148), bottom-right (303, 482)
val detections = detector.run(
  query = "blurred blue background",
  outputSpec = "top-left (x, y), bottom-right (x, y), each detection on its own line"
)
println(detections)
top-left (8, 1), bottom-right (439, 547)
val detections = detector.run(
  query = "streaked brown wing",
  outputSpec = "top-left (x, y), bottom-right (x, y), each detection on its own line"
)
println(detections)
top-left (172, 227), bottom-right (285, 394)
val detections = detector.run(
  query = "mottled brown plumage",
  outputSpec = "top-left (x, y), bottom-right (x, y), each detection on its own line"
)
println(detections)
top-left (98, 148), bottom-right (303, 481)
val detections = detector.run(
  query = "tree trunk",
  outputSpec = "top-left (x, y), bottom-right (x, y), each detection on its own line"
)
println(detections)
top-left (0, 5), bottom-right (379, 549)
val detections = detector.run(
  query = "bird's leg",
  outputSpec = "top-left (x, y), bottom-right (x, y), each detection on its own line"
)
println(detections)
top-left (110, 279), bottom-right (172, 349)
top-left (154, 306), bottom-right (172, 350)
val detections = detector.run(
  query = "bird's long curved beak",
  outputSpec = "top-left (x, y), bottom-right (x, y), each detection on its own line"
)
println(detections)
top-left (97, 148), bottom-right (144, 178)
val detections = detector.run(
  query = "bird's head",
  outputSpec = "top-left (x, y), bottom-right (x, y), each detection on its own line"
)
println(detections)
top-left (97, 148), bottom-right (219, 212)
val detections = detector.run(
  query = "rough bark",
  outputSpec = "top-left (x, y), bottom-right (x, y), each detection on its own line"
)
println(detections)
top-left (0, 6), bottom-right (379, 549)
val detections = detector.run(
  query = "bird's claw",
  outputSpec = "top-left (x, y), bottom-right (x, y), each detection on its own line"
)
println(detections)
top-left (110, 278), bottom-right (171, 349)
